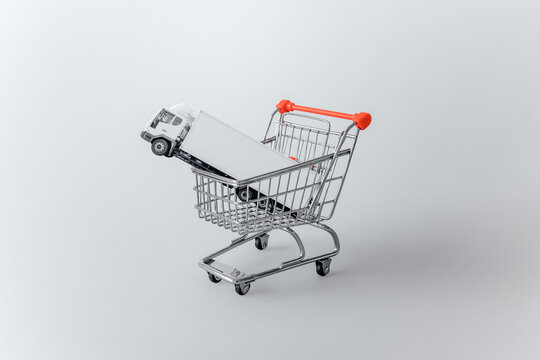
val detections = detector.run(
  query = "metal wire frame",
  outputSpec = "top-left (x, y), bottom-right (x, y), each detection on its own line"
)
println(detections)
top-left (192, 107), bottom-right (368, 294)
top-left (192, 110), bottom-right (360, 235)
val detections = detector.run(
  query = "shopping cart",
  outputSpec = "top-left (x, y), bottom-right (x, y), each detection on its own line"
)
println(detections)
top-left (194, 100), bottom-right (371, 295)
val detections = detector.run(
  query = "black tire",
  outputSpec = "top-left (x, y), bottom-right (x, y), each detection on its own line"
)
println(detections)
top-left (315, 260), bottom-right (331, 276)
top-left (257, 198), bottom-right (267, 209)
top-left (265, 199), bottom-right (275, 213)
top-left (151, 138), bottom-right (170, 156)
top-left (255, 237), bottom-right (268, 250)
top-left (235, 283), bottom-right (250, 296)
top-left (236, 187), bottom-right (258, 202)
top-left (257, 198), bottom-right (274, 213)
top-left (208, 272), bottom-right (221, 283)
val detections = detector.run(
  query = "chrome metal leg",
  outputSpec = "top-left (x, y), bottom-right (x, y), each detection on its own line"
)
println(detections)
top-left (280, 227), bottom-right (305, 267)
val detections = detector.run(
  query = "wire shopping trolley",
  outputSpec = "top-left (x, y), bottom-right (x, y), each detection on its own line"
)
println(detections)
top-left (194, 100), bottom-right (372, 295)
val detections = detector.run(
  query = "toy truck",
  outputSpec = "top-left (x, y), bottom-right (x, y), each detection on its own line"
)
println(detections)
top-left (140, 104), bottom-right (304, 211)
top-left (140, 104), bottom-right (229, 176)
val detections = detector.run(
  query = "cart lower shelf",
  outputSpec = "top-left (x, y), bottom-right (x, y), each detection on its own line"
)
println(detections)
top-left (198, 223), bottom-right (339, 296)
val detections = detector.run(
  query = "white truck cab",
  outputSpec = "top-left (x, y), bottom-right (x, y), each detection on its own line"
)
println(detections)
top-left (140, 104), bottom-right (199, 157)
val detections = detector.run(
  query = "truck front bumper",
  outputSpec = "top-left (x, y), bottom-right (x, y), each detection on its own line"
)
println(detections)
top-left (140, 131), bottom-right (153, 142)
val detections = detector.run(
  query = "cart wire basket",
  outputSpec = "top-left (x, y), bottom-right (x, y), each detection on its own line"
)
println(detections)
top-left (194, 100), bottom-right (371, 295)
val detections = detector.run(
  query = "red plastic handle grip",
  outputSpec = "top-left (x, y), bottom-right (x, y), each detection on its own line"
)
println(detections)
top-left (276, 100), bottom-right (371, 130)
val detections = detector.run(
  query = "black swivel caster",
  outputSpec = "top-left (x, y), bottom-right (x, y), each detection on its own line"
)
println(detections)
top-left (254, 234), bottom-right (269, 250)
top-left (234, 283), bottom-right (250, 295)
top-left (208, 272), bottom-right (221, 283)
top-left (315, 258), bottom-right (332, 276)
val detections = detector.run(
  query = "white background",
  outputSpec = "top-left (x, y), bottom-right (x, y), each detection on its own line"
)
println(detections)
top-left (1, 1), bottom-right (539, 359)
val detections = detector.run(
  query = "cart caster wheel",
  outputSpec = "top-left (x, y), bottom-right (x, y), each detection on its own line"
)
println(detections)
top-left (235, 283), bottom-right (250, 296)
top-left (315, 258), bottom-right (331, 276)
top-left (207, 272), bottom-right (221, 283)
top-left (254, 234), bottom-right (269, 250)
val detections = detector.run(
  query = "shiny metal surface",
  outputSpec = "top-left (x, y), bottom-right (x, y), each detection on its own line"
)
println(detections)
top-left (194, 109), bottom-right (362, 293)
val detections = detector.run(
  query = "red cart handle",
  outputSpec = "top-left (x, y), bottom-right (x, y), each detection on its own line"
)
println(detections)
top-left (276, 100), bottom-right (371, 130)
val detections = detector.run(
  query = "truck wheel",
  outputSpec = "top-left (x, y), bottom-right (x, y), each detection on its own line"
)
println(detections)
top-left (151, 139), bottom-right (170, 156)
top-left (236, 187), bottom-right (258, 202)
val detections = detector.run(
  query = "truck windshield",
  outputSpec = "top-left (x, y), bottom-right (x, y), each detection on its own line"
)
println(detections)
top-left (150, 110), bottom-right (174, 128)
top-left (161, 113), bottom-right (174, 124)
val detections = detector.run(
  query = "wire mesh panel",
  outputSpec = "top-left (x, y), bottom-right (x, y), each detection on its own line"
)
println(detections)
top-left (193, 111), bottom-right (359, 235)
top-left (265, 112), bottom-right (359, 220)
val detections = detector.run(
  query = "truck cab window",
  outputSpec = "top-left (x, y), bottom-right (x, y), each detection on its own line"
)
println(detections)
top-left (162, 113), bottom-right (174, 124)
top-left (172, 116), bottom-right (183, 126)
